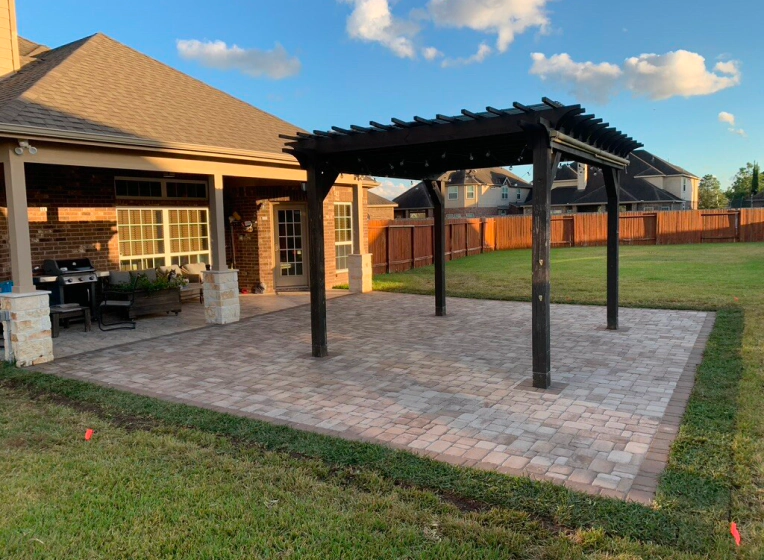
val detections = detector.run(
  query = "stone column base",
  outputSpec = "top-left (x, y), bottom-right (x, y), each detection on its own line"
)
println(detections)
top-left (203, 270), bottom-right (240, 324)
top-left (0, 291), bottom-right (53, 366)
top-left (348, 253), bottom-right (373, 293)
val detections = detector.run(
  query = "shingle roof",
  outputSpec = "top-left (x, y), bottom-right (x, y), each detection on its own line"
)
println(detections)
top-left (525, 167), bottom-right (683, 206)
top-left (0, 34), bottom-right (303, 154)
top-left (444, 167), bottom-right (529, 187)
top-left (393, 182), bottom-right (433, 210)
top-left (367, 191), bottom-right (397, 207)
top-left (555, 164), bottom-right (578, 181)
top-left (631, 149), bottom-right (697, 178)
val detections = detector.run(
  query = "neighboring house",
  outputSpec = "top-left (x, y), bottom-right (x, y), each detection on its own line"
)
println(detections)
top-left (523, 150), bottom-right (696, 214)
top-left (367, 191), bottom-right (397, 220)
top-left (0, 1), bottom-right (375, 365)
top-left (394, 167), bottom-right (531, 218)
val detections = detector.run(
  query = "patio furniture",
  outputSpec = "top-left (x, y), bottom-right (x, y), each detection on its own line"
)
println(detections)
top-left (97, 274), bottom-right (138, 331)
top-left (50, 304), bottom-right (92, 338)
top-left (180, 262), bottom-right (207, 303)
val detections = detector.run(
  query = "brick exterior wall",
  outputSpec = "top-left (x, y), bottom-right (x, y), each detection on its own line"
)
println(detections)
top-left (0, 162), bottom-right (371, 293)
top-left (0, 163), bottom-right (207, 281)
top-left (225, 183), bottom-right (369, 292)
top-left (445, 206), bottom-right (505, 218)
top-left (368, 205), bottom-right (395, 220)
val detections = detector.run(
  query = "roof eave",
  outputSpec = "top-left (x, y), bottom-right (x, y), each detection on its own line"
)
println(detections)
top-left (0, 122), bottom-right (299, 166)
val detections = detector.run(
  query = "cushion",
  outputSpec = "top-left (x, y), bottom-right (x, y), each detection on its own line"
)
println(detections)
top-left (159, 265), bottom-right (183, 276)
top-left (182, 262), bottom-right (207, 276)
top-left (109, 270), bottom-right (132, 286)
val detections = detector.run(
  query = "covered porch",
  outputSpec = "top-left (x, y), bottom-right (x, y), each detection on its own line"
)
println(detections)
top-left (0, 139), bottom-right (371, 366)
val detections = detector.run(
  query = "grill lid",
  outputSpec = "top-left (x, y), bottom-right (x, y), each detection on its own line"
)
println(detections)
top-left (43, 258), bottom-right (95, 275)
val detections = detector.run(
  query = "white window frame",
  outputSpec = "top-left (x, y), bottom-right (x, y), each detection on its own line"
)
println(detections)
top-left (117, 207), bottom-right (211, 270)
top-left (447, 185), bottom-right (458, 200)
top-left (643, 206), bottom-right (655, 211)
top-left (115, 177), bottom-right (208, 200)
top-left (516, 188), bottom-right (522, 201)
top-left (501, 185), bottom-right (509, 200)
top-left (334, 202), bottom-right (353, 273)
top-left (466, 185), bottom-right (476, 200)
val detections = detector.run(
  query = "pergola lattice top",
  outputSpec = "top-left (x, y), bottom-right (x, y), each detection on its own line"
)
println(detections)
top-left (281, 98), bottom-right (642, 180)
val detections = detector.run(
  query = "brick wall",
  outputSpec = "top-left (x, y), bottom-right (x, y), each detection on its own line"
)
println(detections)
top-left (0, 163), bottom-right (207, 281)
top-left (368, 205), bottom-right (395, 220)
top-left (225, 183), bottom-right (369, 292)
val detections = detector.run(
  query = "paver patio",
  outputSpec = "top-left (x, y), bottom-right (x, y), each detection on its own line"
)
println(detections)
top-left (34, 292), bottom-right (713, 502)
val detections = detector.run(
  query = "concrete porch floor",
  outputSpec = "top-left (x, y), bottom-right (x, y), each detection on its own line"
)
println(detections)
top-left (34, 292), bottom-right (713, 503)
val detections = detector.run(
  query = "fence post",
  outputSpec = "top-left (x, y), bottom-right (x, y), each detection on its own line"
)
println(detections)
top-left (465, 222), bottom-right (469, 257)
top-left (386, 225), bottom-right (392, 273)
top-left (410, 225), bottom-right (416, 269)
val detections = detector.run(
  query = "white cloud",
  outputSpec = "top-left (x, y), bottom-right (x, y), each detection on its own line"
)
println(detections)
top-left (718, 111), bottom-right (736, 126)
top-left (372, 180), bottom-right (410, 200)
top-left (428, 0), bottom-right (550, 52)
top-left (529, 53), bottom-right (622, 104)
top-left (341, 0), bottom-right (419, 58)
top-left (719, 112), bottom-right (746, 137)
top-left (422, 46), bottom-right (443, 61)
top-left (176, 39), bottom-right (300, 79)
top-left (624, 51), bottom-right (741, 100)
top-left (441, 43), bottom-right (492, 68)
top-left (529, 50), bottom-right (742, 103)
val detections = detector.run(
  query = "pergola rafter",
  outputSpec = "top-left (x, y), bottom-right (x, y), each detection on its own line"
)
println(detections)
top-left (282, 99), bottom-right (641, 389)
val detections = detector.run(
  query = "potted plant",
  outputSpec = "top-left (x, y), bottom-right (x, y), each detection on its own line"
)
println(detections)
top-left (109, 269), bottom-right (186, 318)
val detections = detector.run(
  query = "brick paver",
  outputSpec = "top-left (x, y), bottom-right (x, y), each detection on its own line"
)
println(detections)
top-left (35, 292), bottom-right (713, 501)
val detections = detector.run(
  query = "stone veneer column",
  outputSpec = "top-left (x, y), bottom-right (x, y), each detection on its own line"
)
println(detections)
top-left (203, 270), bottom-right (240, 324)
top-left (0, 291), bottom-right (53, 366)
top-left (348, 254), bottom-right (372, 293)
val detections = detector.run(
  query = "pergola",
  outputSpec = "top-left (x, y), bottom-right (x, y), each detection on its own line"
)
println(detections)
top-left (282, 98), bottom-right (641, 389)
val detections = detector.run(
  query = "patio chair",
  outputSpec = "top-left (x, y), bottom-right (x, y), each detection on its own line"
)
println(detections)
top-left (97, 273), bottom-right (138, 331)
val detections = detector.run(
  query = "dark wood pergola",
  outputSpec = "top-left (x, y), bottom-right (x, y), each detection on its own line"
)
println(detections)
top-left (281, 98), bottom-right (641, 389)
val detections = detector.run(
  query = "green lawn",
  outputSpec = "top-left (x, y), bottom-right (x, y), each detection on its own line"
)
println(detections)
top-left (1, 243), bottom-right (762, 558)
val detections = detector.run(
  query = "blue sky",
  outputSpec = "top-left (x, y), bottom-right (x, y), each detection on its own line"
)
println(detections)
top-left (18, 1), bottom-right (761, 197)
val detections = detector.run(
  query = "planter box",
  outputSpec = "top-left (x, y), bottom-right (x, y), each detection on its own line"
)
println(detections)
top-left (129, 288), bottom-right (182, 319)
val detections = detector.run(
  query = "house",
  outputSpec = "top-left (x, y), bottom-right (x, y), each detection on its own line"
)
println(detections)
top-left (393, 167), bottom-right (531, 218)
top-left (522, 150), bottom-right (697, 214)
top-left (0, 1), bottom-right (375, 366)
top-left (367, 191), bottom-right (397, 220)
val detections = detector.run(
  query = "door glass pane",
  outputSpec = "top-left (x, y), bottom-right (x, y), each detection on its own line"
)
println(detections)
top-left (277, 209), bottom-right (305, 277)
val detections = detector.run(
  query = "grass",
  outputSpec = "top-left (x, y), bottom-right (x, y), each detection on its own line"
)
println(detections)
top-left (1, 242), bottom-right (762, 558)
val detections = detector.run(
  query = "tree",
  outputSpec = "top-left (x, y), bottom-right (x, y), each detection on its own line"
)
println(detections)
top-left (698, 174), bottom-right (728, 209)
top-left (752, 162), bottom-right (760, 197)
top-left (725, 163), bottom-right (755, 203)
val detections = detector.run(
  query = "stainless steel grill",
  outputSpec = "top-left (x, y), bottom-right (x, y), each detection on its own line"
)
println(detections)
top-left (35, 258), bottom-right (98, 311)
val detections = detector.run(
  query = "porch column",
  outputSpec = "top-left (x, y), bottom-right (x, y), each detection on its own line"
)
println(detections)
top-left (203, 173), bottom-right (240, 324)
top-left (531, 134), bottom-right (561, 389)
top-left (603, 167), bottom-right (620, 330)
top-left (0, 145), bottom-right (53, 366)
top-left (306, 165), bottom-right (339, 357)
top-left (348, 181), bottom-right (372, 293)
top-left (424, 179), bottom-right (446, 316)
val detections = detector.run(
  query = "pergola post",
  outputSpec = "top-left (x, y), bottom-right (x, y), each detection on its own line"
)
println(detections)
top-left (203, 173), bottom-right (240, 325)
top-left (306, 164), bottom-right (339, 357)
top-left (424, 179), bottom-right (446, 316)
top-left (531, 134), bottom-right (561, 389)
top-left (603, 167), bottom-right (620, 330)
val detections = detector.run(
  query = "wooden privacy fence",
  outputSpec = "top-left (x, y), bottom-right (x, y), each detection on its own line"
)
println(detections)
top-left (369, 209), bottom-right (764, 274)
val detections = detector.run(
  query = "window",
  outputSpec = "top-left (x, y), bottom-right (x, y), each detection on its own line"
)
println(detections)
top-left (409, 211), bottom-right (426, 219)
top-left (334, 203), bottom-right (352, 272)
top-left (661, 206), bottom-right (671, 211)
top-left (115, 178), bottom-right (208, 200)
top-left (466, 185), bottom-right (476, 200)
top-left (501, 185), bottom-right (509, 200)
top-left (516, 188), bottom-right (522, 201)
top-left (448, 185), bottom-right (458, 200)
top-left (117, 207), bottom-right (209, 270)
top-left (643, 206), bottom-right (655, 211)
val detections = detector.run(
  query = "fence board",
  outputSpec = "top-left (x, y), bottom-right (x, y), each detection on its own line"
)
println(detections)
top-left (369, 210), bottom-right (762, 274)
